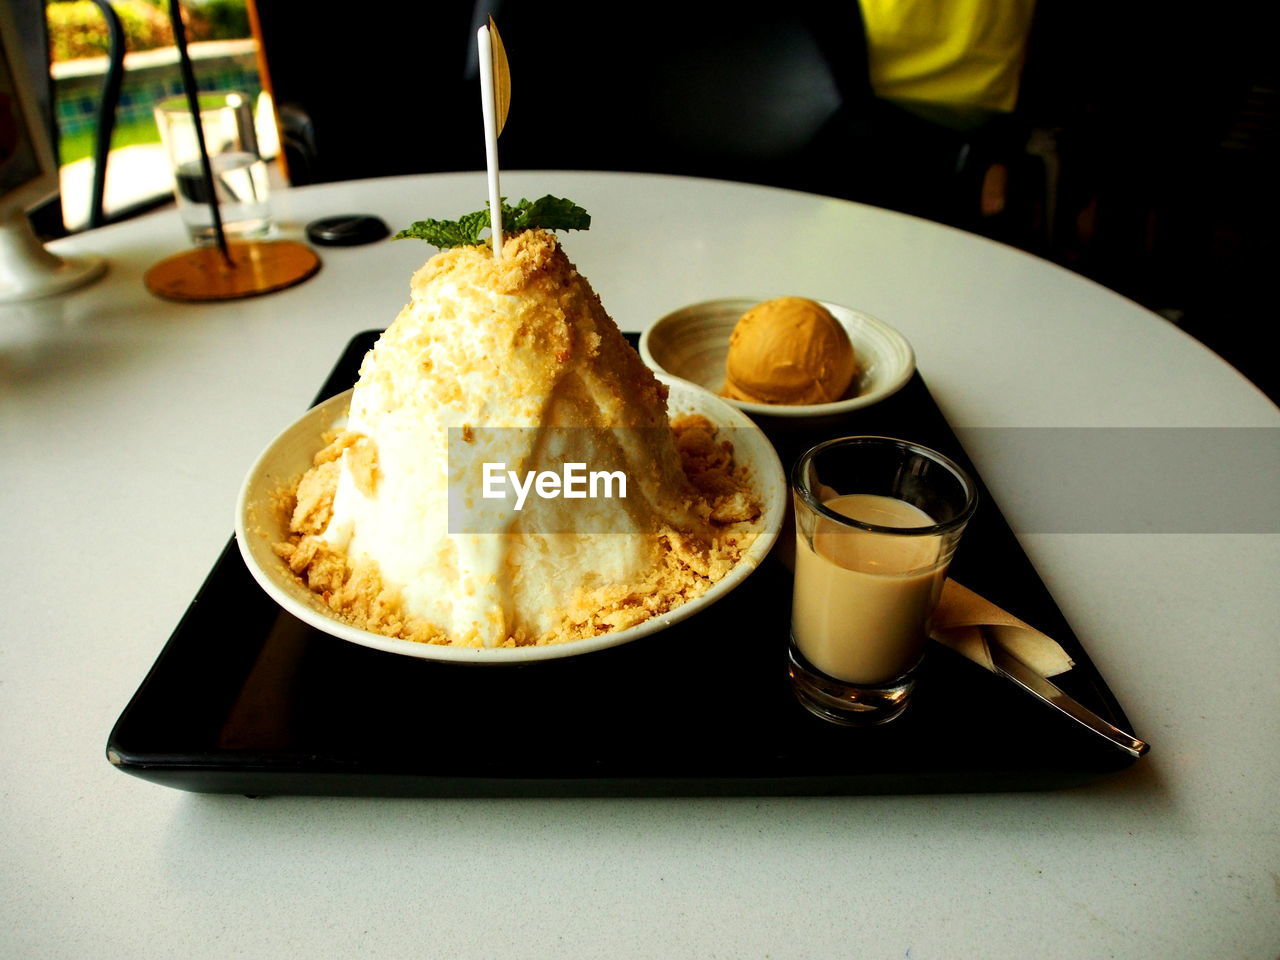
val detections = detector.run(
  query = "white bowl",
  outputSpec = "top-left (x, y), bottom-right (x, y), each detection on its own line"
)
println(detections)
top-left (640, 298), bottom-right (915, 419)
top-left (235, 375), bottom-right (785, 664)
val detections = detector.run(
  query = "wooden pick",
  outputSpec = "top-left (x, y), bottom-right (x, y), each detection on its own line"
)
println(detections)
top-left (488, 15), bottom-right (511, 134)
top-left (478, 17), bottom-right (507, 259)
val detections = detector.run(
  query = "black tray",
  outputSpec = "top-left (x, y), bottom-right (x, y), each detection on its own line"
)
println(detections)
top-left (107, 332), bottom-right (1143, 797)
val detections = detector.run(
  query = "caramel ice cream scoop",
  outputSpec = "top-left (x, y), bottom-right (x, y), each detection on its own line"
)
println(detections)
top-left (723, 297), bottom-right (858, 405)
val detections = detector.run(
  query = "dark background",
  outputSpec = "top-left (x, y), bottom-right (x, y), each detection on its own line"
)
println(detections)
top-left (13, 0), bottom-right (1279, 402)
top-left (252, 0), bottom-right (1280, 404)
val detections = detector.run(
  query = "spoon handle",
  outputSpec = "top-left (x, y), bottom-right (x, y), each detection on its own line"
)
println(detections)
top-left (984, 632), bottom-right (1149, 758)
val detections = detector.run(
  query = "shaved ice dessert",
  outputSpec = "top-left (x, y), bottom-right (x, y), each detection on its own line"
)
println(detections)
top-left (274, 229), bottom-right (763, 648)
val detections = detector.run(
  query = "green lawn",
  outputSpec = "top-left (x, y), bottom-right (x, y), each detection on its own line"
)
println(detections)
top-left (59, 115), bottom-right (161, 166)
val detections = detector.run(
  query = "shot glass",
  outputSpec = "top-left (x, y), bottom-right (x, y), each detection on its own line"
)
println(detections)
top-left (789, 436), bottom-right (977, 725)
top-left (154, 92), bottom-right (271, 246)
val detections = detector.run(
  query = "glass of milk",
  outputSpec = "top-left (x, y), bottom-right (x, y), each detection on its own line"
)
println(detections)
top-left (789, 436), bottom-right (977, 725)
top-left (155, 92), bottom-right (273, 246)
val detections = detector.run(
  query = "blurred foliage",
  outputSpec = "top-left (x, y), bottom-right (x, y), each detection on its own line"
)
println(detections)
top-left (47, 0), bottom-right (170, 60)
top-left (46, 0), bottom-right (251, 62)
top-left (184, 0), bottom-right (251, 41)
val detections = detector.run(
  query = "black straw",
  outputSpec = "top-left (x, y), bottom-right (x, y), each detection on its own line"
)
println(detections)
top-left (167, 0), bottom-right (231, 265)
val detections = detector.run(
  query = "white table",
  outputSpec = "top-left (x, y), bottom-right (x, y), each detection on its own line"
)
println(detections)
top-left (3, 172), bottom-right (1276, 959)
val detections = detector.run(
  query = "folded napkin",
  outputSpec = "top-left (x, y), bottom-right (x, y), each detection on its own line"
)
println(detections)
top-left (931, 579), bottom-right (1075, 677)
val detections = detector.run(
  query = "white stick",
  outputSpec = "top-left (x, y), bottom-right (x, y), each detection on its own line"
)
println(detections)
top-left (477, 23), bottom-right (502, 260)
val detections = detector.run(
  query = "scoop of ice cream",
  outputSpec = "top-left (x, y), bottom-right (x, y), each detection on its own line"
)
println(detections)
top-left (723, 297), bottom-right (857, 405)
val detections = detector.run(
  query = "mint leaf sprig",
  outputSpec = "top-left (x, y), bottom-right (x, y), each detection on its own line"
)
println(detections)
top-left (393, 196), bottom-right (590, 248)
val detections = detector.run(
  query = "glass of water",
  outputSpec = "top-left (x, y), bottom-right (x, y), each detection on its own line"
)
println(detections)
top-left (154, 92), bottom-right (272, 246)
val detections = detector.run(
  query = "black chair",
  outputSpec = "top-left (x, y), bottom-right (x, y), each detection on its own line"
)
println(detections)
top-left (487, 1), bottom-right (865, 198)
top-left (84, 0), bottom-right (126, 230)
top-left (253, 1), bottom-right (866, 193)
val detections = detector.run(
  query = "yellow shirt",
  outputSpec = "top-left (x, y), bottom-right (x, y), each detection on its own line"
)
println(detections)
top-left (858, 0), bottom-right (1036, 112)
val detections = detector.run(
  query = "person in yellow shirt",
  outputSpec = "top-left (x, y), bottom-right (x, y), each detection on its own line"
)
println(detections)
top-left (859, 0), bottom-right (1037, 115)
top-left (838, 0), bottom-right (1041, 231)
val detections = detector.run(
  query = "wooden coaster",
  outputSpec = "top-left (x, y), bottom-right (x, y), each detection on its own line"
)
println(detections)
top-left (145, 241), bottom-right (321, 302)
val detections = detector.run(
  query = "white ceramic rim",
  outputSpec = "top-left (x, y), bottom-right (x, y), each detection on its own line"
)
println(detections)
top-left (638, 298), bottom-right (916, 418)
top-left (235, 375), bottom-right (785, 664)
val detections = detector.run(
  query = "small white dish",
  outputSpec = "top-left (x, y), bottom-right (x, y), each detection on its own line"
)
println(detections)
top-left (235, 375), bottom-right (785, 664)
top-left (640, 298), bottom-right (915, 419)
